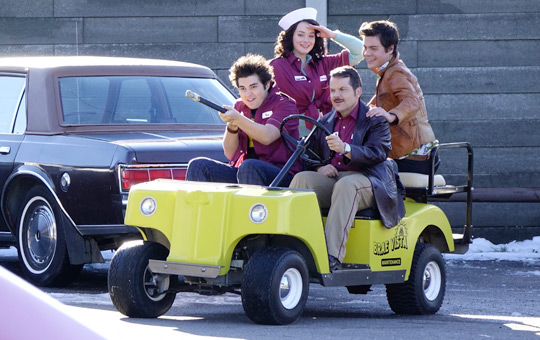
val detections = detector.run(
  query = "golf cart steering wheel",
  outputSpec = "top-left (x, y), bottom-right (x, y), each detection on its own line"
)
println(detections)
top-left (280, 114), bottom-right (335, 168)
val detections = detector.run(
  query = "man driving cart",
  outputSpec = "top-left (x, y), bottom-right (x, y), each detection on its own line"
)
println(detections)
top-left (290, 66), bottom-right (405, 272)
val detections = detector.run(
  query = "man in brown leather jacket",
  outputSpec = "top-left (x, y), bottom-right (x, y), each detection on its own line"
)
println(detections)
top-left (290, 66), bottom-right (405, 272)
top-left (360, 20), bottom-right (439, 174)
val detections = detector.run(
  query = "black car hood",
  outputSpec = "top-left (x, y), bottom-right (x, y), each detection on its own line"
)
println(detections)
top-left (76, 131), bottom-right (227, 164)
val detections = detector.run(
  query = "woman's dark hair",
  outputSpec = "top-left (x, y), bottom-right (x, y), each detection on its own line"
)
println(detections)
top-left (359, 20), bottom-right (399, 58)
top-left (274, 19), bottom-right (327, 62)
top-left (229, 53), bottom-right (274, 89)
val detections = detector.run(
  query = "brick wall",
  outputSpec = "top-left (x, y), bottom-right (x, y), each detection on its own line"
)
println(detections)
top-left (1, 0), bottom-right (539, 241)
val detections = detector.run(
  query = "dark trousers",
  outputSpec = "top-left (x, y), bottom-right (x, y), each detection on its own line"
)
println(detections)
top-left (186, 157), bottom-right (293, 187)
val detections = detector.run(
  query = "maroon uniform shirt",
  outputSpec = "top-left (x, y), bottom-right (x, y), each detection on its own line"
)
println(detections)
top-left (331, 102), bottom-right (359, 171)
top-left (230, 86), bottom-right (302, 175)
top-left (270, 50), bottom-right (350, 124)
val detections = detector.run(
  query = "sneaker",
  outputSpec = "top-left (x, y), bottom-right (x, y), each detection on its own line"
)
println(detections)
top-left (328, 255), bottom-right (341, 272)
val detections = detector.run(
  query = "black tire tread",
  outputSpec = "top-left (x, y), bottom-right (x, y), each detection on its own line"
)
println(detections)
top-left (242, 248), bottom-right (308, 325)
top-left (386, 243), bottom-right (446, 315)
top-left (108, 240), bottom-right (175, 318)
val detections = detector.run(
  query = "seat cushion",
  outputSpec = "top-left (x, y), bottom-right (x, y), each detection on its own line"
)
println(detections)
top-left (320, 207), bottom-right (380, 219)
top-left (399, 172), bottom-right (446, 188)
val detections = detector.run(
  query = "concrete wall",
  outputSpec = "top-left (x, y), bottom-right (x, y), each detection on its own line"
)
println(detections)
top-left (1, 0), bottom-right (539, 241)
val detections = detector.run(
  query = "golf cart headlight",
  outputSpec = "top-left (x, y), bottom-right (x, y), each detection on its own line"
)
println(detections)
top-left (140, 196), bottom-right (157, 216)
top-left (249, 203), bottom-right (267, 224)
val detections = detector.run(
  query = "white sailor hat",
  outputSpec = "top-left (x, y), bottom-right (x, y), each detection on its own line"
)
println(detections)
top-left (278, 7), bottom-right (317, 30)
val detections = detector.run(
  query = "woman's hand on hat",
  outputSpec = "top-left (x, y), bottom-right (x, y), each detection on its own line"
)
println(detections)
top-left (307, 24), bottom-right (337, 39)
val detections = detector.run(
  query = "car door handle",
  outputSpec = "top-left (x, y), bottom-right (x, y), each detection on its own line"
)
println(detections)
top-left (0, 146), bottom-right (11, 154)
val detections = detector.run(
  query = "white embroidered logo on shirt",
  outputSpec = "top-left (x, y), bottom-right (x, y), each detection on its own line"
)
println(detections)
top-left (262, 111), bottom-right (273, 119)
top-left (320, 75), bottom-right (327, 82)
top-left (294, 76), bottom-right (307, 81)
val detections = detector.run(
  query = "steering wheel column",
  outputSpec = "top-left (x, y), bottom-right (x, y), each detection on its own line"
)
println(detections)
top-left (269, 115), bottom-right (335, 188)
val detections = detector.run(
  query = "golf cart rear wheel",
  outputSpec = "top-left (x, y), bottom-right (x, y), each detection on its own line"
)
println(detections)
top-left (386, 243), bottom-right (446, 315)
top-left (242, 248), bottom-right (309, 325)
top-left (108, 240), bottom-right (176, 318)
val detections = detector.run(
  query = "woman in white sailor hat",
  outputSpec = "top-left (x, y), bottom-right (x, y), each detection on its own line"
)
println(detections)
top-left (270, 7), bottom-right (364, 131)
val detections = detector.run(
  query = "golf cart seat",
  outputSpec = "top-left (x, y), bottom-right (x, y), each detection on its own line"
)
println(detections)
top-left (399, 142), bottom-right (473, 203)
top-left (399, 172), bottom-right (446, 188)
top-left (399, 142), bottom-right (474, 252)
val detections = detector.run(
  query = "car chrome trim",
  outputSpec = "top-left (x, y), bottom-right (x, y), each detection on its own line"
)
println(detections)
top-left (117, 163), bottom-right (189, 193)
top-left (10, 77), bottom-right (26, 133)
top-left (148, 260), bottom-right (222, 278)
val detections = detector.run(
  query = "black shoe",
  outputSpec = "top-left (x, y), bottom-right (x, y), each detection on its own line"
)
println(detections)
top-left (328, 255), bottom-right (341, 272)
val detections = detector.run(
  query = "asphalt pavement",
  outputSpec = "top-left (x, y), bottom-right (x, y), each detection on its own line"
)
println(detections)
top-left (1, 251), bottom-right (538, 340)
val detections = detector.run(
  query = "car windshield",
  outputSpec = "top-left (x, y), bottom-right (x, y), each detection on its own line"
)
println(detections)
top-left (59, 76), bottom-right (234, 125)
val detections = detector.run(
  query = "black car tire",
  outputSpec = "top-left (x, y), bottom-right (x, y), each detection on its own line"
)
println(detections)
top-left (386, 243), bottom-right (446, 315)
top-left (241, 248), bottom-right (309, 325)
top-left (108, 240), bottom-right (176, 318)
top-left (17, 186), bottom-right (82, 287)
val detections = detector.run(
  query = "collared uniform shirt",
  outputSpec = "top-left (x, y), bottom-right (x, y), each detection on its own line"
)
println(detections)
top-left (331, 102), bottom-right (359, 172)
top-left (270, 50), bottom-right (350, 122)
top-left (230, 86), bottom-right (303, 175)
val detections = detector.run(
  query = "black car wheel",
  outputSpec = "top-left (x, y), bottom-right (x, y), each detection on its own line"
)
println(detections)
top-left (386, 243), bottom-right (446, 315)
top-left (17, 186), bottom-right (82, 286)
top-left (241, 248), bottom-right (309, 325)
top-left (108, 240), bottom-right (176, 318)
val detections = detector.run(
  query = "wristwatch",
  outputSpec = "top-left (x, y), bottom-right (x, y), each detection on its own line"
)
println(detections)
top-left (344, 143), bottom-right (351, 154)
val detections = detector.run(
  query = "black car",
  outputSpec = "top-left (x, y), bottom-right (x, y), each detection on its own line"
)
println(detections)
top-left (0, 56), bottom-right (233, 286)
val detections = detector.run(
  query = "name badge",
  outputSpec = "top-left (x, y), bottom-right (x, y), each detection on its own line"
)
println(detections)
top-left (294, 75), bottom-right (307, 81)
top-left (320, 75), bottom-right (327, 82)
top-left (262, 111), bottom-right (273, 119)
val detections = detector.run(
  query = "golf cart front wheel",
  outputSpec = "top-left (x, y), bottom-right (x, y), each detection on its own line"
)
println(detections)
top-left (241, 248), bottom-right (309, 325)
top-left (108, 240), bottom-right (176, 318)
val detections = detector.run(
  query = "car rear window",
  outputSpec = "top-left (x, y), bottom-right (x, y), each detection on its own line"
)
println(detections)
top-left (59, 76), bottom-right (234, 125)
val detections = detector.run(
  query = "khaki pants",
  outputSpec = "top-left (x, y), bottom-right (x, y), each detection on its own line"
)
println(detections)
top-left (290, 171), bottom-right (374, 262)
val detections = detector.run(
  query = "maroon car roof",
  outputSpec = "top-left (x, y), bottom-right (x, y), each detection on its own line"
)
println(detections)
top-left (0, 56), bottom-right (222, 135)
top-left (0, 56), bottom-right (215, 76)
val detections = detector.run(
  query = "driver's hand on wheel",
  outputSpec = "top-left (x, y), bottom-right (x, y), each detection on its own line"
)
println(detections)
top-left (317, 164), bottom-right (339, 178)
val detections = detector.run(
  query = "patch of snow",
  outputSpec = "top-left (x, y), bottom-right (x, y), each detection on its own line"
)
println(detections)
top-left (444, 237), bottom-right (540, 264)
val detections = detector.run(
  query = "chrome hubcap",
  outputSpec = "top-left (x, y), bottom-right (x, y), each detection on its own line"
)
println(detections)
top-left (20, 197), bottom-right (57, 274)
top-left (423, 261), bottom-right (442, 301)
top-left (279, 268), bottom-right (303, 310)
